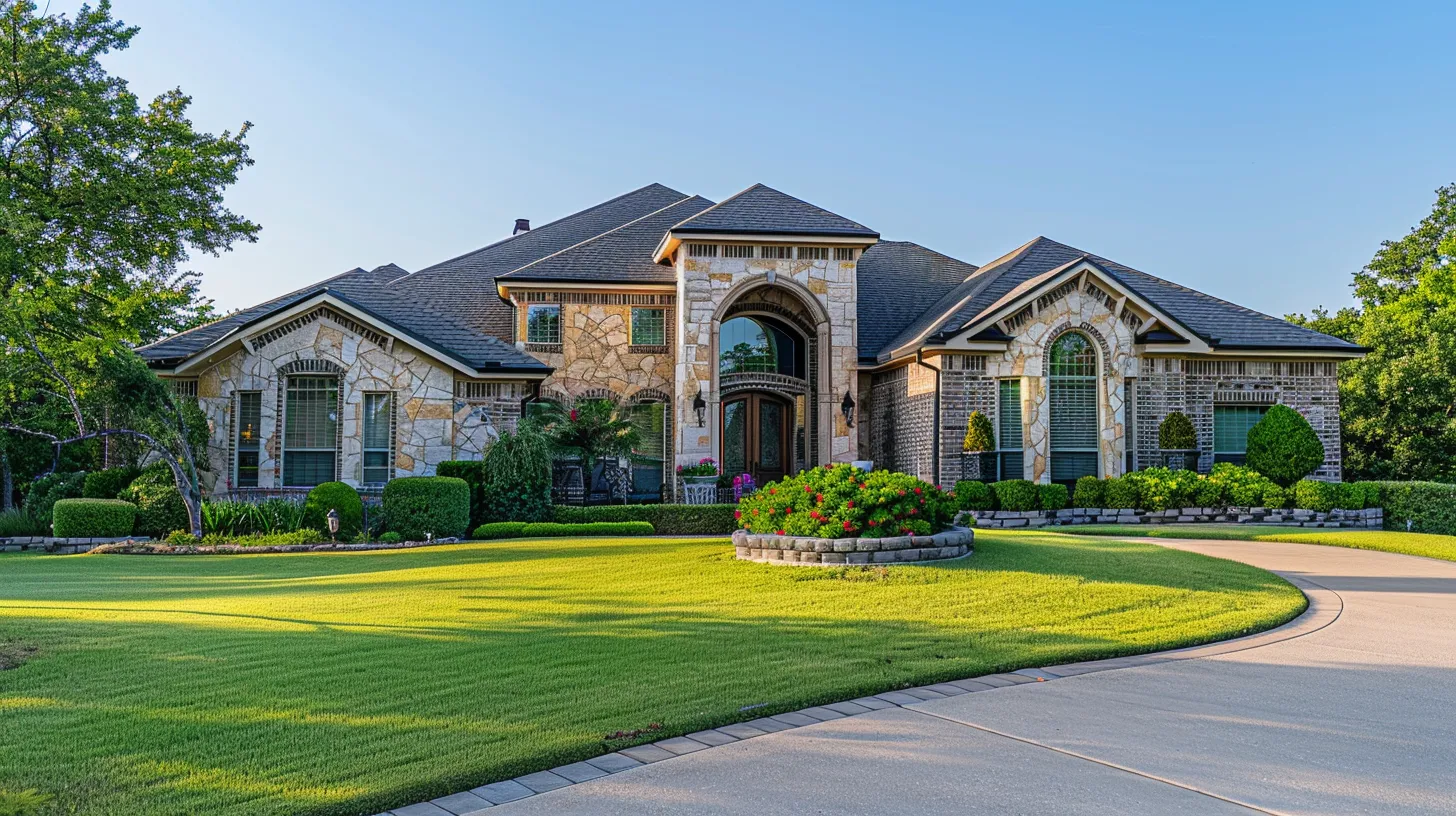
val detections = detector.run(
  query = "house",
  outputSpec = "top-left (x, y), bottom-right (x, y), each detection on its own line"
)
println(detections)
top-left (137, 182), bottom-right (1365, 499)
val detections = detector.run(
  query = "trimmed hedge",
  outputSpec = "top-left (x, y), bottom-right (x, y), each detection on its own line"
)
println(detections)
top-left (953, 480), bottom-right (994, 511)
top-left (525, 521), bottom-right (653, 537)
top-left (991, 480), bottom-right (1040, 512)
top-left (1072, 476), bottom-right (1103, 509)
top-left (473, 521), bottom-right (527, 540)
top-left (553, 503), bottom-right (738, 535)
top-left (1103, 476), bottom-right (1142, 510)
top-left (83, 466), bottom-right (141, 500)
top-left (1039, 483), bottom-right (1068, 512)
top-left (51, 499), bottom-right (136, 538)
top-left (382, 477), bottom-right (470, 540)
top-left (303, 482), bottom-right (363, 539)
top-left (1373, 481), bottom-right (1456, 535)
top-left (436, 460), bottom-right (487, 528)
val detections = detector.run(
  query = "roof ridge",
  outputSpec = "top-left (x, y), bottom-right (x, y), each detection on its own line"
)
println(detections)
top-left (501, 194), bottom-right (707, 278)
top-left (396, 182), bottom-right (685, 284)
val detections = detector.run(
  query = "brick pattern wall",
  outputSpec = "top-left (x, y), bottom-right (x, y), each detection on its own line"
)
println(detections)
top-left (868, 362), bottom-right (938, 482)
top-left (938, 354), bottom-right (996, 486)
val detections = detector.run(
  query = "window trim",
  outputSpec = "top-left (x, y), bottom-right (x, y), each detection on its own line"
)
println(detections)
top-left (525, 303), bottom-right (562, 347)
top-left (1213, 403), bottom-right (1269, 455)
top-left (362, 391), bottom-right (393, 486)
top-left (628, 306), bottom-right (667, 350)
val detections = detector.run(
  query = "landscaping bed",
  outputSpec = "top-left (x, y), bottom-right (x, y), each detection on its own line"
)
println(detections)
top-left (971, 506), bottom-right (1384, 529)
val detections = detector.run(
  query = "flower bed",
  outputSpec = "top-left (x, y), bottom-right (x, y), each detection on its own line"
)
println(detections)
top-left (736, 464), bottom-right (956, 538)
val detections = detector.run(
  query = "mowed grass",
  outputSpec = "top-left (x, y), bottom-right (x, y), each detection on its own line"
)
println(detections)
top-left (0, 532), bottom-right (1304, 816)
top-left (1061, 524), bottom-right (1456, 563)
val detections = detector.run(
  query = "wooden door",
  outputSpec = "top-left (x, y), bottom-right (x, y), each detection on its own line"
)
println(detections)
top-left (721, 393), bottom-right (790, 485)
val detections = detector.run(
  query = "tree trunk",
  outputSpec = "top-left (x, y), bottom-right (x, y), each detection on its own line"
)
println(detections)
top-left (1, 450), bottom-right (12, 512)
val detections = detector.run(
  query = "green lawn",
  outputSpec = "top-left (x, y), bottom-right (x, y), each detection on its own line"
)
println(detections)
top-left (0, 532), bottom-right (1304, 816)
top-left (1059, 524), bottom-right (1456, 562)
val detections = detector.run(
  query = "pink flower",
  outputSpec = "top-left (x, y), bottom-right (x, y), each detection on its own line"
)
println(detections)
top-left (569, 409), bottom-right (578, 421)
top-left (734, 510), bottom-right (742, 519)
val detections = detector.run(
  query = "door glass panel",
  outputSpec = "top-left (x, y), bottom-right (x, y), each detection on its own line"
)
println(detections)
top-left (723, 400), bottom-right (747, 477)
top-left (759, 400), bottom-right (782, 470)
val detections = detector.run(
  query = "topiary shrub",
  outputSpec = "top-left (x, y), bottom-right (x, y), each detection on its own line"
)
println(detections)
top-left (737, 464), bottom-right (955, 538)
top-left (1039, 483), bottom-right (1068, 512)
top-left (120, 466), bottom-right (189, 538)
top-left (383, 476), bottom-right (470, 540)
top-left (1294, 479), bottom-right (1338, 513)
top-left (1072, 476), bottom-right (1104, 508)
top-left (473, 521), bottom-right (527, 540)
top-left (83, 466), bottom-right (141, 500)
top-left (302, 482), bottom-right (363, 539)
top-left (552, 504), bottom-right (737, 535)
top-left (1246, 405), bottom-right (1325, 487)
top-left (991, 479), bottom-right (1040, 512)
top-left (51, 499), bottom-right (136, 538)
top-left (436, 460), bottom-right (487, 528)
top-left (953, 480), bottom-right (994, 511)
top-left (1103, 475), bottom-right (1142, 510)
top-left (1158, 411), bottom-right (1197, 449)
top-left (962, 411), bottom-right (995, 452)
top-left (23, 472), bottom-right (86, 529)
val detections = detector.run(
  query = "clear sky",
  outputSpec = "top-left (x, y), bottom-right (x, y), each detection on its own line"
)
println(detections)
top-left (88, 0), bottom-right (1454, 319)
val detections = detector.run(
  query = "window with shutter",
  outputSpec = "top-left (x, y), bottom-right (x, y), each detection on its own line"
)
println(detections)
top-left (1049, 333), bottom-right (1099, 482)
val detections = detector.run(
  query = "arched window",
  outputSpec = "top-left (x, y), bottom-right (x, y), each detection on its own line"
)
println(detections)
top-left (719, 316), bottom-right (801, 377)
top-left (1048, 332), bottom-right (1099, 482)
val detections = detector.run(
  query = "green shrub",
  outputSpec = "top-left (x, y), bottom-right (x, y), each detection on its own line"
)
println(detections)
top-left (382, 476), bottom-right (470, 540)
top-left (193, 529), bottom-right (324, 547)
top-left (1126, 467), bottom-right (1198, 511)
top-left (1039, 483), bottom-right (1068, 512)
top-left (23, 472), bottom-right (85, 528)
top-left (953, 480), bottom-right (994, 511)
top-left (962, 411), bottom-right (995, 452)
top-left (480, 425), bottom-right (553, 524)
top-left (378, 532), bottom-right (403, 544)
top-left (0, 508), bottom-right (45, 537)
top-left (303, 482), bottom-right (363, 539)
top-left (51, 499), bottom-right (137, 538)
top-left (1072, 476), bottom-right (1103, 508)
top-left (1374, 481), bottom-right (1456, 533)
top-left (1208, 463), bottom-right (1276, 507)
top-left (1333, 483), bottom-right (1364, 511)
top-left (1158, 411), bottom-right (1197, 449)
top-left (437, 460), bottom-right (488, 528)
top-left (473, 521), bottom-right (527, 540)
top-left (1353, 482), bottom-right (1382, 510)
top-left (1294, 479), bottom-right (1338, 513)
top-left (0, 788), bottom-right (53, 816)
top-left (1103, 476), bottom-right (1142, 509)
top-left (1246, 405), bottom-right (1325, 487)
top-left (738, 464), bottom-right (956, 538)
top-left (83, 466), bottom-right (141, 499)
top-left (1263, 483), bottom-right (1292, 509)
top-left (552, 504), bottom-right (738, 534)
top-left (991, 480), bottom-right (1040, 512)
top-left (518, 521), bottom-right (654, 537)
top-left (1192, 476), bottom-right (1224, 507)
top-left (120, 466), bottom-right (189, 538)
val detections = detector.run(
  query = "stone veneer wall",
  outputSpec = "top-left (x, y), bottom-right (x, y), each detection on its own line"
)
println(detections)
top-left (514, 291), bottom-right (676, 403)
top-left (188, 316), bottom-right (520, 494)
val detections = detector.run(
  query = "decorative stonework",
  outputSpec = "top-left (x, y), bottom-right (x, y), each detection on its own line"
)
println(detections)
top-left (731, 527), bottom-right (973, 565)
top-left (520, 301), bottom-right (675, 403)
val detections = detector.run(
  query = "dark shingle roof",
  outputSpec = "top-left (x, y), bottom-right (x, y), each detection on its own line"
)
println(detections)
top-left (499, 196), bottom-right (715, 284)
top-left (909, 236), bottom-right (1363, 354)
top-left (670, 183), bottom-right (879, 238)
top-left (855, 241), bottom-right (978, 361)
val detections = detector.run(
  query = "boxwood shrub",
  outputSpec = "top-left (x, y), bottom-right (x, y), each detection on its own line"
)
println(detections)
top-left (1246, 405), bottom-right (1325, 486)
top-left (473, 521), bottom-right (527, 540)
top-left (553, 503), bottom-right (739, 535)
top-left (303, 482), bottom-right (364, 539)
top-left (120, 466), bottom-right (189, 538)
top-left (1158, 411), bottom-right (1196, 449)
top-left (1294, 479), bottom-right (1339, 513)
top-left (436, 460), bottom-right (487, 528)
top-left (1375, 481), bottom-right (1456, 534)
top-left (1103, 475), bottom-right (1142, 510)
top-left (990, 479), bottom-right (1040, 512)
top-left (1072, 476), bottom-right (1103, 509)
top-left (83, 466), bottom-right (141, 500)
top-left (953, 480), bottom-right (993, 511)
top-left (738, 464), bottom-right (955, 538)
top-left (51, 499), bottom-right (136, 538)
top-left (1039, 483), bottom-right (1068, 512)
top-left (382, 476), bottom-right (470, 540)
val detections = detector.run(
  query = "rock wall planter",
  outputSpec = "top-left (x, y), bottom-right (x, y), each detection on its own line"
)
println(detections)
top-left (969, 506), bottom-right (1385, 529)
top-left (0, 535), bottom-right (152, 555)
top-left (960, 452), bottom-right (994, 482)
top-left (732, 528), bottom-right (973, 565)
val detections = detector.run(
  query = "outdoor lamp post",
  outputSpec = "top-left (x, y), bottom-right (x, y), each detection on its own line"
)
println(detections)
top-left (841, 391), bottom-right (856, 428)
top-left (326, 508), bottom-right (339, 542)
top-left (693, 389), bottom-right (707, 427)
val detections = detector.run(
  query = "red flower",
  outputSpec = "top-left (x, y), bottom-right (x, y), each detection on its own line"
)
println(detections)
top-left (842, 521), bottom-right (852, 531)
top-left (804, 485), bottom-right (813, 493)
top-left (776, 529), bottom-right (785, 536)
top-left (734, 510), bottom-right (742, 519)
top-left (752, 508), bottom-right (759, 515)
top-left (785, 507), bottom-right (792, 514)
top-left (910, 508), bottom-right (918, 515)
top-left (815, 493), bottom-right (824, 503)
top-left (898, 489), bottom-right (906, 496)
top-left (867, 519), bottom-right (877, 527)
top-left (768, 508), bottom-right (775, 515)
top-left (846, 500), bottom-right (854, 509)
top-left (769, 488), bottom-right (776, 495)
top-left (914, 486), bottom-right (922, 495)
top-left (569, 409), bottom-right (578, 421)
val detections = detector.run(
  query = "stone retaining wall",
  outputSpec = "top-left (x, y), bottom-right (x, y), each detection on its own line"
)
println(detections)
top-left (732, 528), bottom-right (973, 565)
top-left (970, 507), bottom-right (1384, 529)
top-left (1, 536), bottom-right (152, 555)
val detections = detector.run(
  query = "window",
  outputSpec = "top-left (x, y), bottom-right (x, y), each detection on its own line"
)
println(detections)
top-left (687, 243), bottom-right (718, 258)
top-left (526, 304), bottom-right (561, 345)
top-left (1214, 404), bottom-right (1268, 463)
top-left (834, 247), bottom-right (855, 261)
top-left (997, 379), bottom-right (1023, 480)
top-left (723, 244), bottom-right (754, 259)
top-left (235, 391), bottom-right (262, 488)
top-left (629, 400), bottom-right (666, 499)
top-left (363, 392), bottom-right (392, 485)
top-left (630, 307), bottom-right (666, 346)
top-left (283, 376), bottom-right (338, 487)
top-left (719, 316), bottom-right (803, 377)
top-left (760, 245), bottom-right (792, 260)
top-left (1048, 333), bottom-right (1099, 482)
top-left (797, 246), bottom-right (828, 261)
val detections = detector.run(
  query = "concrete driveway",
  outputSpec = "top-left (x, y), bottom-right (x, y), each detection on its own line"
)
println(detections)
top-left (488, 539), bottom-right (1456, 815)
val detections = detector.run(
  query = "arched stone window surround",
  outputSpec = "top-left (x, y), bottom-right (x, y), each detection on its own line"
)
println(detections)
top-left (1038, 324), bottom-right (1112, 481)
top-left (273, 358), bottom-right (346, 487)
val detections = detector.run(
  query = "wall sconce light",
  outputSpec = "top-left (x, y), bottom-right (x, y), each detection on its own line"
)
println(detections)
top-left (693, 389), bottom-right (707, 427)
top-left (841, 391), bottom-right (856, 428)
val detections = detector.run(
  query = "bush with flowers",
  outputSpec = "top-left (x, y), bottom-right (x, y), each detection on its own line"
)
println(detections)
top-left (735, 464), bottom-right (956, 538)
top-left (677, 457), bottom-right (719, 479)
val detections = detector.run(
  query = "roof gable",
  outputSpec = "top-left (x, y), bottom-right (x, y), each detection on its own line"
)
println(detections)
top-left (669, 183), bottom-right (879, 238)
top-left (499, 196), bottom-right (714, 284)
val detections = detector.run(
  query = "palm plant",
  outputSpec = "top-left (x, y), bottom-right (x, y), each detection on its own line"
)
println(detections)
top-left (530, 399), bottom-right (641, 493)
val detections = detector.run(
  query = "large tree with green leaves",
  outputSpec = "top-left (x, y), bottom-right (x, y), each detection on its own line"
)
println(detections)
top-left (1291, 184), bottom-right (1456, 481)
top-left (0, 1), bottom-right (257, 531)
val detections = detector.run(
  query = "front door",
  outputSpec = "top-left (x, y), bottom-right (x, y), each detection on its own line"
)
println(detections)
top-left (722, 393), bottom-right (790, 485)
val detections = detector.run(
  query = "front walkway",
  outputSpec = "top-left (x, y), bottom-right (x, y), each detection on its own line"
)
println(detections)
top-left (409, 538), bottom-right (1456, 815)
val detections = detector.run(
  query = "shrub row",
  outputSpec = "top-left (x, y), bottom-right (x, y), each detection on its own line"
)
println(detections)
top-left (1371, 481), bottom-right (1456, 535)
top-left (51, 499), bottom-right (136, 538)
top-left (472, 521), bottom-right (655, 539)
top-left (953, 480), bottom-right (1067, 513)
top-left (552, 503), bottom-right (738, 535)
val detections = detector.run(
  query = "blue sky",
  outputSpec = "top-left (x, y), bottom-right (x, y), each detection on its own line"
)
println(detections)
top-left (93, 0), bottom-right (1453, 318)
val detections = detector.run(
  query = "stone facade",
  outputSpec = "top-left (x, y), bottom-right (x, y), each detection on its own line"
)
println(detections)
top-left (513, 290), bottom-right (676, 403)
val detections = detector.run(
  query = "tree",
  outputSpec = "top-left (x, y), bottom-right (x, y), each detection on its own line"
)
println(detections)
top-left (0, 1), bottom-right (258, 533)
top-left (1291, 184), bottom-right (1456, 480)
top-left (531, 399), bottom-right (641, 494)
top-left (1245, 405), bottom-right (1326, 487)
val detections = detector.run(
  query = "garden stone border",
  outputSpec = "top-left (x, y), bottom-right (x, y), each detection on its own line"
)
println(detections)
top-left (731, 527), bottom-right (974, 565)
top-left (970, 506), bottom-right (1384, 529)
top-left (1, 536), bottom-right (151, 555)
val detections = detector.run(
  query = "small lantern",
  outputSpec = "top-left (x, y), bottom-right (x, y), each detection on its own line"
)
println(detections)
top-left (326, 508), bottom-right (340, 541)
top-left (841, 391), bottom-right (856, 428)
top-left (693, 389), bottom-right (707, 427)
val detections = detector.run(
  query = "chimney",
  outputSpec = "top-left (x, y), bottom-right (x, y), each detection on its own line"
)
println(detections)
top-left (513, 218), bottom-right (530, 235)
